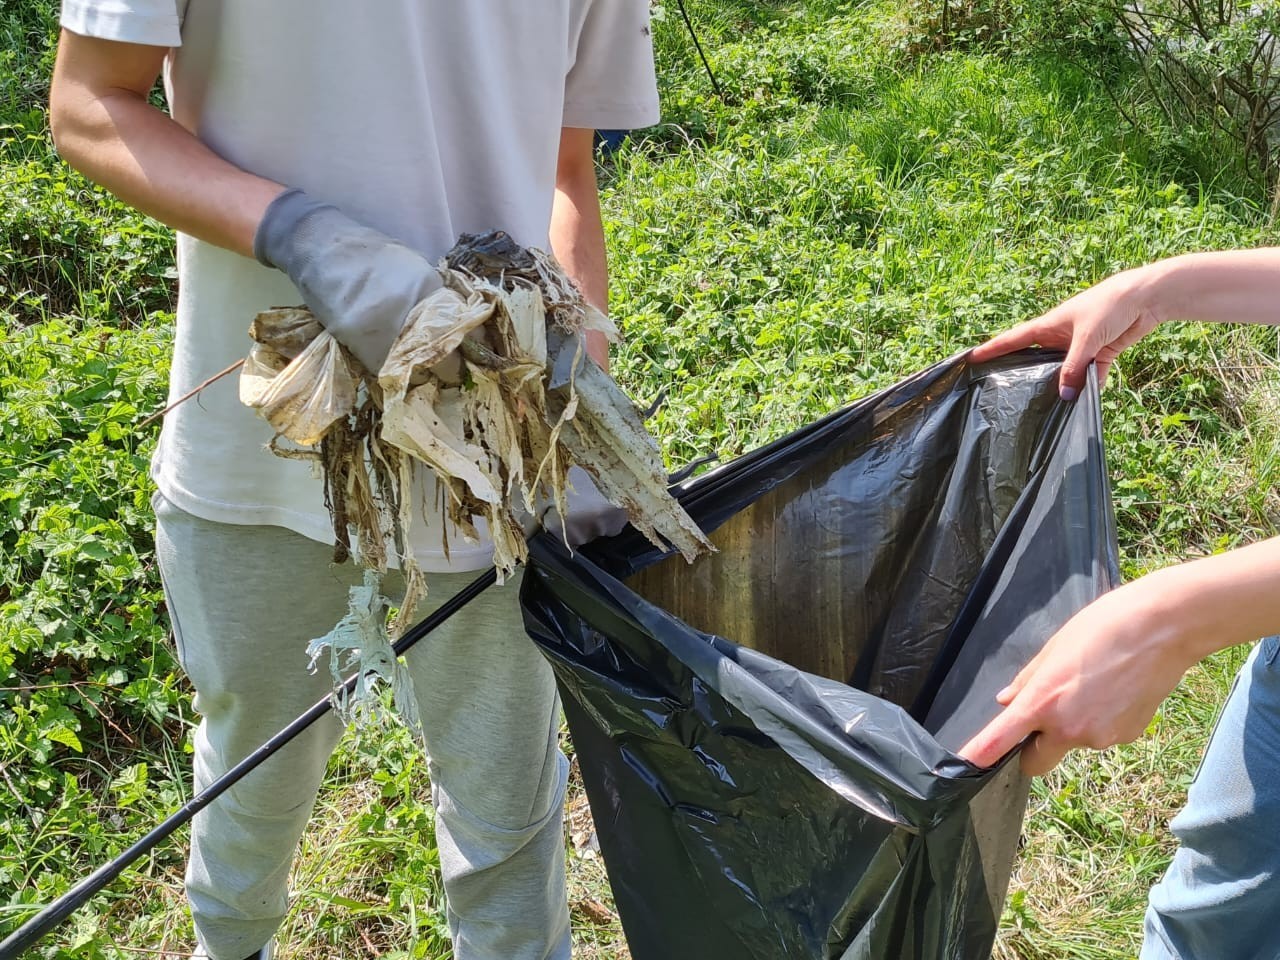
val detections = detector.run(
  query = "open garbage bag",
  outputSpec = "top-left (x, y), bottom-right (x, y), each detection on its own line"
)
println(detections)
top-left (520, 350), bottom-right (1119, 960)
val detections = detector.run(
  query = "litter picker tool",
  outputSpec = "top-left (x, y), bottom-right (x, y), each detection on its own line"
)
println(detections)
top-left (0, 567), bottom-right (498, 960)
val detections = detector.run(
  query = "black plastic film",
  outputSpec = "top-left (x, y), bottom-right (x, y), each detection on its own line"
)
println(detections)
top-left (520, 350), bottom-right (1118, 960)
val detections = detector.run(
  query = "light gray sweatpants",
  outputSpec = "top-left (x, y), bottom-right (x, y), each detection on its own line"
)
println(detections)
top-left (154, 494), bottom-right (571, 960)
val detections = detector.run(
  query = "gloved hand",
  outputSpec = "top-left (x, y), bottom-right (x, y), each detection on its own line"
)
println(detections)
top-left (253, 188), bottom-right (443, 373)
top-left (541, 466), bottom-right (630, 549)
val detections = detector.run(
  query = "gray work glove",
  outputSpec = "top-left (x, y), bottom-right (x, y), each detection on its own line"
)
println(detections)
top-left (253, 188), bottom-right (443, 373)
top-left (541, 466), bottom-right (630, 549)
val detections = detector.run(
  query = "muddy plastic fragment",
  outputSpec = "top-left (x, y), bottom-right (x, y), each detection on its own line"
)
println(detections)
top-left (305, 569), bottom-right (421, 731)
top-left (240, 330), bottom-right (358, 447)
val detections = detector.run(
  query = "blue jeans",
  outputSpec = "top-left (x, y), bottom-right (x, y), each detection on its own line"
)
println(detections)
top-left (1141, 635), bottom-right (1280, 960)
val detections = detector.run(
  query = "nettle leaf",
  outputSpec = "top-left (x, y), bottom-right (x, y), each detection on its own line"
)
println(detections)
top-left (109, 762), bottom-right (149, 807)
top-left (123, 676), bottom-right (175, 723)
top-left (78, 540), bottom-right (112, 562)
top-left (44, 725), bottom-right (82, 753)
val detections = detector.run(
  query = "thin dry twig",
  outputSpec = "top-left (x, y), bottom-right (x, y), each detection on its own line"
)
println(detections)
top-left (138, 358), bottom-right (246, 429)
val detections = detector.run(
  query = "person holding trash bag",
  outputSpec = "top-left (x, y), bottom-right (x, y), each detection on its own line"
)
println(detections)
top-left (960, 247), bottom-right (1280, 960)
top-left (47, 4), bottom-right (658, 959)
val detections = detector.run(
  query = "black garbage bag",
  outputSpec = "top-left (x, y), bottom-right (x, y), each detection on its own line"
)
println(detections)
top-left (520, 350), bottom-right (1119, 960)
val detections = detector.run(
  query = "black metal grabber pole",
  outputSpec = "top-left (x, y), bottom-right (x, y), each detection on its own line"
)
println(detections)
top-left (0, 567), bottom-right (498, 960)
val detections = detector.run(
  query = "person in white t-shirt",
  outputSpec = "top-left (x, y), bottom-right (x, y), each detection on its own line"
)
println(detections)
top-left (49, 4), bottom-right (660, 959)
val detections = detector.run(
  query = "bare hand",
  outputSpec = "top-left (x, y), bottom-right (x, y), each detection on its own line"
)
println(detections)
top-left (969, 267), bottom-right (1163, 400)
top-left (958, 574), bottom-right (1193, 775)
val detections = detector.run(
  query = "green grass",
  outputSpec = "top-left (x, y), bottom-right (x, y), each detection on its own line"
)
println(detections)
top-left (2, 0), bottom-right (1279, 957)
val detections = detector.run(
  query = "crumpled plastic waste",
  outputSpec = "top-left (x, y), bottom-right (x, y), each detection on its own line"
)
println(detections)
top-left (305, 569), bottom-right (421, 732)
top-left (238, 231), bottom-right (713, 724)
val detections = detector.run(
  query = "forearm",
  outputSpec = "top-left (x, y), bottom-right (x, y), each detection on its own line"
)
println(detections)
top-left (1153, 535), bottom-right (1280, 663)
top-left (550, 183), bottom-right (607, 309)
top-left (50, 33), bottom-right (283, 258)
top-left (957, 534), bottom-right (1280, 772)
top-left (550, 128), bottom-right (609, 367)
top-left (1139, 248), bottom-right (1280, 328)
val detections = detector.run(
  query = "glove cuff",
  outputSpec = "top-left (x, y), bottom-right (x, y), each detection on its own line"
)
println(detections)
top-left (253, 187), bottom-right (332, 270)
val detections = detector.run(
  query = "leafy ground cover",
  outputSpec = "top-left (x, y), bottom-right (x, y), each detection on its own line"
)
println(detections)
top-left (2, 0), bottom-right (1278, 957)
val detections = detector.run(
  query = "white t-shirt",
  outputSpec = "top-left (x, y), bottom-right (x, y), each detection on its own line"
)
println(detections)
top-left (60, 0), bottom-right (660, 571)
